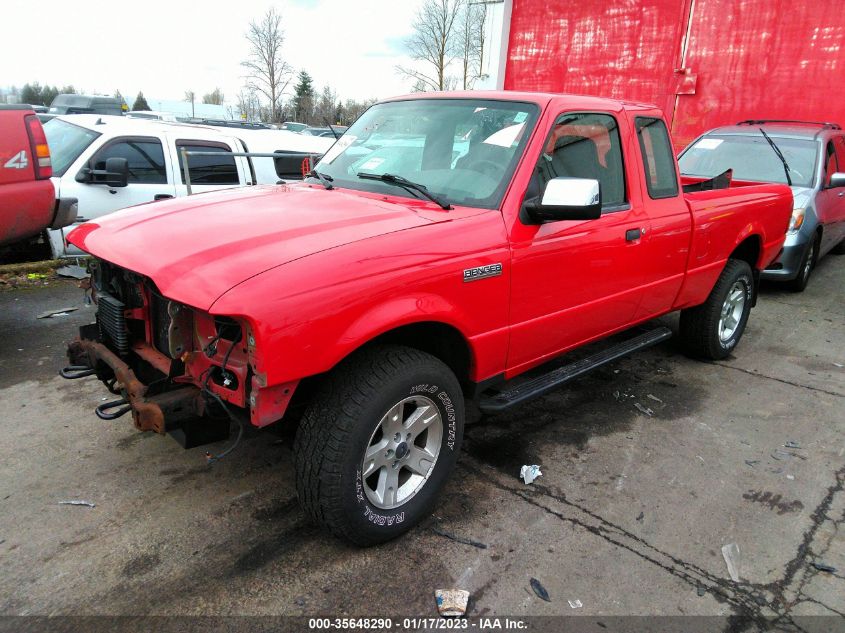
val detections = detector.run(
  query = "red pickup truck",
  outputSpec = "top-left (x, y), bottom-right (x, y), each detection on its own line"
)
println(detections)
top-left (62, 92), bottom-right (792, 545)
top-left (0, 105), bottom-right (74, 248)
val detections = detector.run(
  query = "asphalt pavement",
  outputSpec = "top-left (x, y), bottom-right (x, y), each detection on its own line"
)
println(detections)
top-left (0, 257), bottom-right (842, 621)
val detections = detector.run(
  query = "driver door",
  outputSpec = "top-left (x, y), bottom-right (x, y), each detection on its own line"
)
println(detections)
top-left (506, 111), bottom-right (650, 373)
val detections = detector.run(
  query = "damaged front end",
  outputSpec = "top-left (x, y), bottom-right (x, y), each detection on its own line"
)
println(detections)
top-left (62, 259), bottom-right (296, 448)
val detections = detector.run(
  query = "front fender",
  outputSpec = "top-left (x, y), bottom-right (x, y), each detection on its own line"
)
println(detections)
top-left (210, 222), bottom-right (511, 386)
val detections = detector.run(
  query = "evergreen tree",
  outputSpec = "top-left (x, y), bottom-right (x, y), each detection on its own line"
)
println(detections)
top-left (41, 85), bottom-right (59, 107)
top-left (132, 91), bottom-right (151, 111)
top-left (20, 82), bottom-right (43, 105)
top-left (292, 71), bottom-right (315, 122)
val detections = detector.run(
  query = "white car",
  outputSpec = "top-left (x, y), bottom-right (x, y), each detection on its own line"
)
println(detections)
top-left (125, 110), bottom-right (179, 122)
top-left (42, 115), bottom-right (333, 257)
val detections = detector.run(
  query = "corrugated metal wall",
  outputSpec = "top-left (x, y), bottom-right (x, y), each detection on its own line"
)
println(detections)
top-left (504, 0), bottom-right (845, 148)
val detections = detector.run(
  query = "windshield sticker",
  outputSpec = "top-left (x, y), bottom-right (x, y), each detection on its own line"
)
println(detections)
top-left (483, 123), bottom-right (526, 148)
top-left (696, 138), bottom-right (724, 150)
top-left (320, 135), bottom-right (357, 164)
top-left (513, 112), bottom-right (528, 123)
top-left (360, 157), bottom-right (385, 171)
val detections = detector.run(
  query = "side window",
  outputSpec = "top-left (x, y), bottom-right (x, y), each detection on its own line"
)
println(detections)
top-left (92, 138), bottom-right (166, 184)
top-left (824, 141), bottom-right (837, 184)
top-left (635, 117), bottom-right (679, 199)
top-left (530, 112), bottom-right (627, 209)
top-left (176, 142), bottom-right (238, 185)
top-left (825, 136), bottom-right (845, 181)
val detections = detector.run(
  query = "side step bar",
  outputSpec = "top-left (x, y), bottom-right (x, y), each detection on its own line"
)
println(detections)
top-left (478, 326), bottom-right (673, 413)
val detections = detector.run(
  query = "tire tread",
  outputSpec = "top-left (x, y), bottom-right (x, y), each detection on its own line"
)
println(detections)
top-left (679, 259), bottom-right (753, 360)
top-left (294, 345), bottom-right (456, 545)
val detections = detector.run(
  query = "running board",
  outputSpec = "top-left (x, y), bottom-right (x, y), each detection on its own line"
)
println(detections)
top-left (478, 326), bottom-right (673, 413)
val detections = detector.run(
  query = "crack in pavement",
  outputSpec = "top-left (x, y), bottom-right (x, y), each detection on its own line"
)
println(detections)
top-left (460, 457), bottom-right (845, 630)
top-left (768, 466), bottom-right (845, 618)
top-left (711, 363), bottom-right (845, 398)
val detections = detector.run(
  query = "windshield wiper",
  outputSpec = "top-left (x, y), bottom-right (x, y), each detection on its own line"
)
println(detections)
top-left (305, 169), bottom-right (334, 190)
top-left (758, 128), bottom-right (793, 186)
top-left (357, 172), bottom-right (451, 210)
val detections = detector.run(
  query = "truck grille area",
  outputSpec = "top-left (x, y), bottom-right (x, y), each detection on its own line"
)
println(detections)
top-left (97, 292), bottom-right (129, 355)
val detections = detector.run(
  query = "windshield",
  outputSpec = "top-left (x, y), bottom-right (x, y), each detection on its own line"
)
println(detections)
top-left (314, 98), bottom-right (539, 209)
top-left (43, 118), bottom-right (100, 176)
top-left (679, 134), bottom-right (818, 188)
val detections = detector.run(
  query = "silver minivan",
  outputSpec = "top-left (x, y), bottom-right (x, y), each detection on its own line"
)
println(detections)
top-left (679, 120), bottom-right (845, 291)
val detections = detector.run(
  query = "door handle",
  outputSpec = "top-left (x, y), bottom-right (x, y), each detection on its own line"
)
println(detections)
top-left (838, 191), bottom-right (844, 197)
top-left (154, 194), bottom-right (174, 201)
top-left (625, 228), bottom-right (642, 242)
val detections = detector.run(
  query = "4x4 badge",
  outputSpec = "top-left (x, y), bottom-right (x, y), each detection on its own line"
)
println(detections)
top-left (4, 150), bottom-right (28, 170)
top-left (463, 263), bottom-right (502, 282)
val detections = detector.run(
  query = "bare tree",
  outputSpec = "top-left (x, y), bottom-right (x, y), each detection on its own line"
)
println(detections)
top-left (202, 87), bottom-right (224, 105)
top-left (241, 7), bottom-right (293, 122)
top-left (397, 0), bottom-right (462, 91)
top-left (314, 85), bottom-right (338, 125)
top-left (184, 90), bottom-right (196, 117)
top-left (454, 1), bottom-right (489, 89)
top-left (473, 1), bottom-right (489, 82)
top-left (236, 87), bottom-right (262, 122)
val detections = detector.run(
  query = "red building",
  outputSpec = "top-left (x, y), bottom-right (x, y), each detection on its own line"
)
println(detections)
top-left (488, 0), bottom-right (845, 148)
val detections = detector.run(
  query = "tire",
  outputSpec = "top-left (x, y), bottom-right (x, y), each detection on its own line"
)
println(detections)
top-left (294, 345), bottom-right (465, 546)
top-left (831, 238), bottom-right (845, 255)
top-left (786, 237), bottom-right (817, 292)
top-left (679, 259), bottom-right (754, 360)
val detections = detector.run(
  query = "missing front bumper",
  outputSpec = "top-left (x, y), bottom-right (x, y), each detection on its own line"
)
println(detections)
top-left (63, 329), bottom-right (226, 447)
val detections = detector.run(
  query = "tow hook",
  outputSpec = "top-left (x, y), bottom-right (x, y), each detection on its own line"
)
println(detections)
top-left (95, 398), bottom-right (131, 420)
top-left (60, 365), bottom-right (96, 379)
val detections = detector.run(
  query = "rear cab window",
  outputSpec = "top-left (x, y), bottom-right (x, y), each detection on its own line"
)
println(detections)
top-left (175, 141), bottom-right (239, 185)
top-left (635, 117), bottom-right (679, 199)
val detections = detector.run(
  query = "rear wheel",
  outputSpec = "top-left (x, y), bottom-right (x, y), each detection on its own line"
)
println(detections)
top-left (831, 237), bottom-right (845, 255)
top-left (786, 237), bottom-right (817, 292)
top-left (294, 345), bottom-right (464, 546)
top-left (679, 259), bottom-right (754, 360)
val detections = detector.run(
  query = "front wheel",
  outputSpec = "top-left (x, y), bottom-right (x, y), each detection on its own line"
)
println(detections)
top-left (294, 345), bottom-right (464, 546)
top-left (679, 259), bottom-right (754, 360)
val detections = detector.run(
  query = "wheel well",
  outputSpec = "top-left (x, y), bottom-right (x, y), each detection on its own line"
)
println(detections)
top-left (730, 235), bottom-right (762, 271)
top-left (365, 322), bottom-right (472, 389)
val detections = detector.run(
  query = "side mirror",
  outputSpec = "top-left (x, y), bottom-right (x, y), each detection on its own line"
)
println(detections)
top-left (829, 172), bottom-right (845, 188)
top-left (524, 177), bottom-right (602, 224)
top-left (77, 157), bottom-right (129, 188)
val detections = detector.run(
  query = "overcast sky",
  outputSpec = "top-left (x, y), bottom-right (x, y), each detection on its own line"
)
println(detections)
top-left (1, 0), bottom-right (425, 104)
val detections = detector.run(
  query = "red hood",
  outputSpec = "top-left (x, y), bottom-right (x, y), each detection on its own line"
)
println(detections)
top-left (69, 184), bottom-right (443, 310)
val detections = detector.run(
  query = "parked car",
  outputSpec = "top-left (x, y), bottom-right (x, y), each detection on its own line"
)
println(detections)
top-left (0, 105), bottom-right (73, 248)
top-left (177, 118), bottom-right (276, 130)
top-left (61, 92), bottom-right (791, 545)
top-left (47, 94), bottom-right (125, 117)
top-left (279, 121), bottom-right (307, 132)
top-left (679, 120), bottom-right (845, 291)
top-left (301, 126), bottom-right (347, 137)
top-left (126, 110), bottom-right (178, 122)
